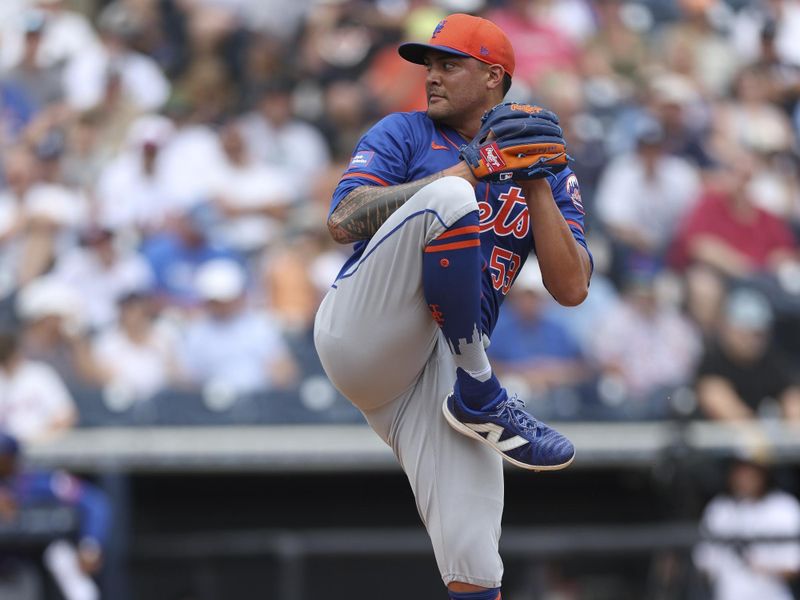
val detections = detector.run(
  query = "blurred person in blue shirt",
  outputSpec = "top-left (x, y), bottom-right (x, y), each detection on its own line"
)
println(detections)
top-left (178, 259), bottom-right (298, 396)
top-left (0, 431), bottom-right (111, 600)
top-left (488, 260), bottom-right (591, 418)
top-left (141, 205), bottom-right (242, 308)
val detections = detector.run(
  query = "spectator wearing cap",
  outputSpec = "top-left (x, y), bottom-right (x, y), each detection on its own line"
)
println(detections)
top-left (0, 330), bottom-right (76, 443)
top-left (0, 430), bottom-right (111, 599)
top-left (178, 259), bottom-right (298, 395)
top-left (14, 162), bottom-right (90, 289)
top-left (16, 276), bottom-right (104, 390)
top-left (488, 260), bottom-right (591, 403)
top-left (695, 288), bottom-right (800, 422)
top-left (94, 114), bottom-right (177, 232)
top-left (694, 455), bottom-right (800, 600)
top-left (0, 137), bottom-right (88, 293)
top-left (51, 226), bottom-right (154, 330)
top-left (140, 205), bottom-right (242, 308)
top-left (595, 117), bottom-right (701, 283)
top-left (237, 79), bottom-right (330, 202)
top-left (589, 261), bottom-right (702, 417)
top-left (0, 147), bottom-right (88, 298)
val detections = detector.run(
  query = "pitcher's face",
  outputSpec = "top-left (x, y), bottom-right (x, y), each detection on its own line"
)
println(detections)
top-left (424, 52), bottom-right (494, 125)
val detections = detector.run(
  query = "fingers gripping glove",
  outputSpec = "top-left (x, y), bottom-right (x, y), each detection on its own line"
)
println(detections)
top-left (459, 103), bottom-right (570, 182)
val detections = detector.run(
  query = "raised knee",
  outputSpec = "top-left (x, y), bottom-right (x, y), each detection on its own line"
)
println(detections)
top-left (428, 176), bottom-right (477, 203)
top-left (412, 176), bottom-right (478, 216)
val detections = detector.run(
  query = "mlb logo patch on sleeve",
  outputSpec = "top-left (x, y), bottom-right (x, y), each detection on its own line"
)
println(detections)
top-left (349, 151), bottom-right (375, 168)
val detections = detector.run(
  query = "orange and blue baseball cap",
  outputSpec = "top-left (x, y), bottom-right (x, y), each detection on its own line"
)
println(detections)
top-left (398, 13), bottom-right (515, 78)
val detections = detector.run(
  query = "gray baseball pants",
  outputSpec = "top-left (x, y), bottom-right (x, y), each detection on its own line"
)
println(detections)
top-left (314, 177), bottom-right (504, 588)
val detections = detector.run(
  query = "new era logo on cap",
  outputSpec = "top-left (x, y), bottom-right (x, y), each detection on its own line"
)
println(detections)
top-left (398, 13), bottom-right (515, 78)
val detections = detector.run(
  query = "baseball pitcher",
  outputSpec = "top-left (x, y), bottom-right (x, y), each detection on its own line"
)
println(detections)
top-left (314, 13), bottom-right (593, 599)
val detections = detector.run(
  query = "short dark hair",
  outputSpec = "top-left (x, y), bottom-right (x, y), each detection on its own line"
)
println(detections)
top-left (502, 74), bottom-right (512, 96)
top-left (0, 331), bottom-right (18, 366)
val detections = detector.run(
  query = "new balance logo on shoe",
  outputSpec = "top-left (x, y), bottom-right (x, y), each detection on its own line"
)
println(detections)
top-left (466, 422), bottom-right (528, 451)
top-left (442, 390), bottom-right (575, 472)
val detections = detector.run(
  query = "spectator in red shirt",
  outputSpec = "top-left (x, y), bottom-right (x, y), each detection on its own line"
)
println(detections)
top-left (487, 0), bottom-right (581, 87)
top-left (669, 156), bottom-right (798, 278)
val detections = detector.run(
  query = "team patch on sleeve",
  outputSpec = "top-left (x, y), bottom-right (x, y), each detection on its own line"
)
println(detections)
top-left (349, 150), bottom-right (375, 168)
top-left (566, 174), bottom-right (584, 214)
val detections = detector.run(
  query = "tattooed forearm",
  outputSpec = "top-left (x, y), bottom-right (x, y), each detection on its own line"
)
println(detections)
top-left (327, 173), bottom-right (444, 244)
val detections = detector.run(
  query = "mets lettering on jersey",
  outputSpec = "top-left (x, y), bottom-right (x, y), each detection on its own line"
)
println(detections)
top-left (479, 187), bottom-right (528, 239)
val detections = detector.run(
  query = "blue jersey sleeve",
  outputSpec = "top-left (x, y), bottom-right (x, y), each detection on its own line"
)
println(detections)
top-left (330, 113), bottom-right (419, 216)
top-left (549, 169), bottom-right (593, 274)
top-left (8, 471), bottom-right (112, 547)
top-left (71, 480), bottom-right (111, 547)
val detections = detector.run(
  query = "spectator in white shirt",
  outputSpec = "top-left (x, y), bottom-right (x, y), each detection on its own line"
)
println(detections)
top-left (92, 293), bottom-right (179, 401)
top-left (237, 79), bottom-right (330, 202)
top-left (0, 0), bottom-right (101, 74)
top-left (179, 259), bottom-right (298, 396)
top-left (0, 330), bottom-right (76, 444)
top-left (589, 264), bottom-right (702, 416)
top-left (596, 119), bottom-right (701, 280)
top-left (209, 122), bottom-right (295, 253)
top-left (94, 114), bottom-right (176, 232)
top-left (16, 275), bottom-right (103, 390)
top-left (695, 457), bottom-right (800, 600)
top-left (52, 227), bottom-right (154, 330)
top-left (62, 2), bottom-right (170, 113)
top-left (0, 150), bottom-right (89, 292)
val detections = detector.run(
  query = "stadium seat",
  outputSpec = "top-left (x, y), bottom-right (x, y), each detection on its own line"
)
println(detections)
top-left (250, 377), bottom-right (364, 425)
top-left (72, 385), bottom-right (156, 428)
top-left (150, 387), bottom-right (259, 426)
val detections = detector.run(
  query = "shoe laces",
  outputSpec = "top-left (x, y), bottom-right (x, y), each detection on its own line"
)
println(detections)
top-left (495, 395), bottom-right (539, 435)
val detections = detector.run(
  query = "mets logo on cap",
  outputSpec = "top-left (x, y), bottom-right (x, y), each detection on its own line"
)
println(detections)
top-left (432, 19), bottom-right (447, 38)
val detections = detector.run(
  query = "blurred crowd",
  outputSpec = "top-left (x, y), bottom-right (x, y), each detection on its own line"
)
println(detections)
top-left (0, 0), bottom-right (799, 443)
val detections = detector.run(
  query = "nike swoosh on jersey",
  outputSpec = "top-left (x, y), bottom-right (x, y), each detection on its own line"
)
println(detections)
top-left (431, 141), bottom-right (449, 150)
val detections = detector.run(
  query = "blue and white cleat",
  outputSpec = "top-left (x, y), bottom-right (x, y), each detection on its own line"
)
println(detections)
top-left (443, 382), bottom-right (575, 471)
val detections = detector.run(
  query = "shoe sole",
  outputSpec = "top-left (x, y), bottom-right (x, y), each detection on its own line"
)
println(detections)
top-left (442, 395), bottom-right (575, 472)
